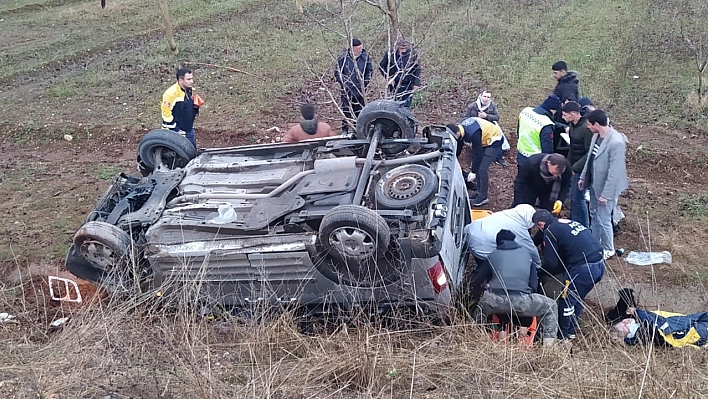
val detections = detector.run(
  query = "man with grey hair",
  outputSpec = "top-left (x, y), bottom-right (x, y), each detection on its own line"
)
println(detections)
top-left (532, 209), bottom-right (605, 340)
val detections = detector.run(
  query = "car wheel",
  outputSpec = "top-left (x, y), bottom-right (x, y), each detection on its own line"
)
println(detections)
top-left (375, 164), bottom-right (438, 210)
top-left (319, 205), bottom-right (390, 262)
top-left (73, 221), bottom-right (135, 273)
top-left (355, 100), bottom-right (417, 155)
top-left (138, 129), bottom-right (197, 173)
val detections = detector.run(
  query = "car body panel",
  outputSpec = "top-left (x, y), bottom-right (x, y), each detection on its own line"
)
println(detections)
top-left (67, 122), bottom-right (470, 317)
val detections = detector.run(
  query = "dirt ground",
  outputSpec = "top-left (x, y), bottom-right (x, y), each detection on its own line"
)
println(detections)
top-left (1, 0), bottom-right (708, 320)
top-left (3, 117), bottom-right (708, 295)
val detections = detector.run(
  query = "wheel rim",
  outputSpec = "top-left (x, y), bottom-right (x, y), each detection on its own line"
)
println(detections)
top-left (79, 240), bottom-right (123, 271)
top-left (153, 146), bottom-right (181, 171)
top-left (383, 171), bottom-right (425, 200)
top-left (329, 227), bottom-right (376, 259)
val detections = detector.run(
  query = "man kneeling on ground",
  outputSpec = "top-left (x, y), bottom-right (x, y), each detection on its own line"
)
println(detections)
top-left (471, 229), bottom-right (559, 346)
top-left (532, 209), bottom-right (605, 340)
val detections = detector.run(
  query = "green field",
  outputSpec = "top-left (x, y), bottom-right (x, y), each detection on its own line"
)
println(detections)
top-left (1, 0), bottom-right (708, 397)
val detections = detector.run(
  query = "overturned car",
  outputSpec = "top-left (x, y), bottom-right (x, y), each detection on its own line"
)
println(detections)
top-left (66, 100), bottom-right (472, 316)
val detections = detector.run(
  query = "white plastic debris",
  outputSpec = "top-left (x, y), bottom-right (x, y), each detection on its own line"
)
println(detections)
top-left (625, 251), bottom-right (672, 266)
top-left (206, 204), bottom-right (238, 224)
top-left (50, 317), bottom-right (70, 328)
top-left (0, 312), bottom-right (17, 323)
top-left (267, 126), bottom-right (281, 133)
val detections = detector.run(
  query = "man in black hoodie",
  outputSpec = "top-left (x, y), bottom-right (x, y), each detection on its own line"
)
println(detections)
top-left (562, 101), bottom-right (594, 227)
top-left (473, 229), bottom-right (558, 346)
top-left (335, 38), bottom-right (373, 134)
top-left (552, 61), bottom-right (580, 103)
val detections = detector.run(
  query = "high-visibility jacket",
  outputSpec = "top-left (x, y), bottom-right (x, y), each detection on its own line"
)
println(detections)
top-left (626, 309), bottom-right (708, 349)
top-left (161, 83), bottom-right (198, 132)
top-left (517, 107), bottom-right (554, 157)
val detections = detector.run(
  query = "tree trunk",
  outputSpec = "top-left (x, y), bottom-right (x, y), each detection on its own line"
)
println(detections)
top-left (158, 0), bottom-right (179, 54)
top-left (386, 0), bottom-right (400, 37)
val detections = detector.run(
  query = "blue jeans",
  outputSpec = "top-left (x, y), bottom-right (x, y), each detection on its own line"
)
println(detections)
top-left (557, 259), bottom-right (605, 338)
top-left (570, 174), bottom-right (589, 228)
top-left (185, 128), bottom-right (197, 149)
top-left (589, 187), bottom-right (616, 252)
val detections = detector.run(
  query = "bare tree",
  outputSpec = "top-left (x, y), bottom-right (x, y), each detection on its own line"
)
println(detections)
top-left (101, 0), bottom-right (178, 54)
top-left (363, 0), bottom-right (401, 38)
top-left (671, 0), bottom-right (708, 95)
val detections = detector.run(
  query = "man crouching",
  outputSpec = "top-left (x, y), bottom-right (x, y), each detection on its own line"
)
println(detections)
top-left (472, 229), bottom-right (559, 346)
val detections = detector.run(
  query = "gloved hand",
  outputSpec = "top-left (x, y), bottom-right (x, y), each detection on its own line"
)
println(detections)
top-left (176, 130), bottom-right (187, 137)
top-left (552, 200), bottom-right (563, 216)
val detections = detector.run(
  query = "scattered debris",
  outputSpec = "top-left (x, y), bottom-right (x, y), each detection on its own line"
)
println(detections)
top-left (267, 126), bottom-right (281, 133)
top-left (50, 317), bottom-right (70, 328)
top-left (0, 312), bottom-right (17, 323)
top-left (48, 276), bottom-right (83, 303)
top-left (625, 251), bottom-right (672, 266)
top-left (64, 134), bottom-right (73, 142)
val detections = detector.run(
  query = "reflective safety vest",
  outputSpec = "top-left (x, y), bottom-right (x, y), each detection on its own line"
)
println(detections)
top-left (471, 117), bottom-right (503, 147)
top-left (517, 107), bottom-right (553, 157)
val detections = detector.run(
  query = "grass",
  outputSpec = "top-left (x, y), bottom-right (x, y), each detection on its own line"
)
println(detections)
top-left (2, 0), bottom-right (708, 397)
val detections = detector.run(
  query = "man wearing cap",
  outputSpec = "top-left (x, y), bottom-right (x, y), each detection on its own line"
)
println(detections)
top-left (281, 103), bottom-right (336, 143)
top-left (334, 38), bottom-right (373, 134)
top-left (379, 38), bottom-right (421, 108)
top-left (579, 109), bottom-right (628, 260)
top-left (515, 94), bottom-right (561, 169)
top-left (532, 209), bottom-right (605, 340)
top-left (446, 117), bottom-right (504, 207)
top-left (512, 152), bottom-right (571, 214)
top-left (562, 101), bottom-right (594, 227)
top-left (470, 229), bottom-right (559, 347)
top-left (552, 61), bottom-right (580, 103)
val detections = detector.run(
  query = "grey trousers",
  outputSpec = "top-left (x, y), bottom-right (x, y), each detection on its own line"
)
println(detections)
top-left (589, 187), bottom-right (616, 252)
top-left (479, 291), bottom-right (559, 339)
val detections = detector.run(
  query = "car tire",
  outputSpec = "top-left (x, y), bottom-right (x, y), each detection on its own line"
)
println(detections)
top-left (138, 129), bottom-right (197, 172)
top-left (73, 221), bottom-right (135, 274)
top-left (355, 100), bottom-right (417, 155)
top-left (319, 205), bottom-right (390, 261)
top-left (375, 164), bottom-right (438, 210)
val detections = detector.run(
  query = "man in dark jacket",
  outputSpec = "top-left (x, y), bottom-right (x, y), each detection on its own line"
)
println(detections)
top-left (552, 61), bottom-right (580, 103)
top-left (562, 101), bottom-right (594, 227)
top-left (516, 95), bottom-right (560, 169)
top-left (335, 38), bottom-right (373, 134)
top-left (512, 153), bottom-right (571, 213)
top-left (533, 210), bottom-right (605, 340)
top-left (472, 229), bottom-right (558, 346)
top-left (379, 38), bottom-right (421, 108)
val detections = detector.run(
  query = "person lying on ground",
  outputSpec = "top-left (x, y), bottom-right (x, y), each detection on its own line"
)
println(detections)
top-left (615, 308), bottom-right (708, 349)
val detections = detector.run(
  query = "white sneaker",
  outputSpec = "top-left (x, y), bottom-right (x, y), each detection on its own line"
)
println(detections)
top-left (603, 250), bottom-right (615, 260)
